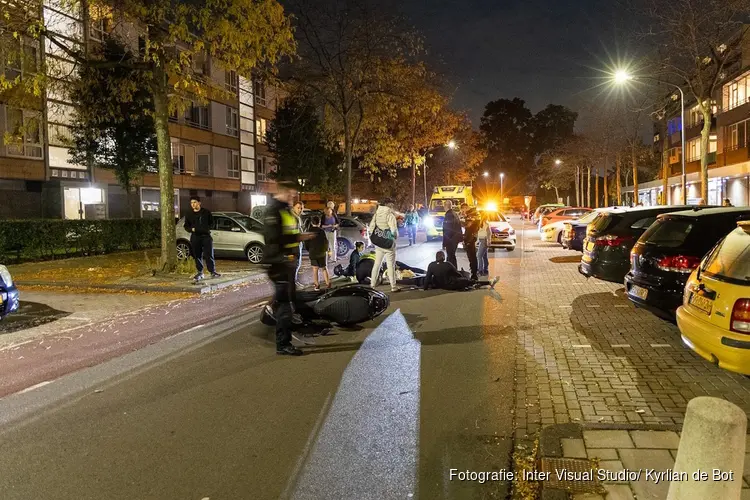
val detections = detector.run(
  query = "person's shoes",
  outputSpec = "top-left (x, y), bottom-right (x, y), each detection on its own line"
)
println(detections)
top-left (210, 272), bottom-right (221, 278)
top-left (292, 313), bottom-right (304, 325)
top-left (470, 274), bottom-right (478, 282)
top-left (313, 285), bottom-right (320, 291)
top-left (350, 276), bottom-right (358, 283)
top-left (390, 287), bottom-right (401, 293)
top-left (193, 273), bottom-right (205, 281)
top-left (276, 345), bottom-right (303, 356)
top-left (489, 276), bottom-right (500, 289)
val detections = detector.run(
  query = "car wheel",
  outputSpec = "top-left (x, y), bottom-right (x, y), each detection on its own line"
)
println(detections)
top-left (176, 240), bottom-right (191, 260)
top-left (506, 246), bottom-right (515, 252)
top-left (246, 243), bottom-right (264, 264)
top-left (557, 232), bottom-right (562, 244)
top-left (336, 238), bottom-right (350, 257)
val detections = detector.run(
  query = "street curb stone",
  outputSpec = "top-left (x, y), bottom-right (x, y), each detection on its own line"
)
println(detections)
top-left (16, 274), bottom-right (262, 294)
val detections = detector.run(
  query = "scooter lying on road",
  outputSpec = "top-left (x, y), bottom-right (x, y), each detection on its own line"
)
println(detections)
top-left (260, 284), bottom-right (390, 329)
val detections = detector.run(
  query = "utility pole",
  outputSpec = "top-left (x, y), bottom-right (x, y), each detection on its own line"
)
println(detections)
top-left (595, 166), bottom-right (599, 208)
top-left (587, 165), bottom-right (591, 208)
top-left (616, 152), bottom-right (622, 205)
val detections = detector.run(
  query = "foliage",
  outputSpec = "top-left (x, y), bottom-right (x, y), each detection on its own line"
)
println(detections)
top-left (67, 38), bottom-right (157, 216)
top-left (266, 94), bottom-right (344, 197)
top-left (0, 219), bottom-right (160, 264)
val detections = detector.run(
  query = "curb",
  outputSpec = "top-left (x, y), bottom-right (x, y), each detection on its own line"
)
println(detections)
top-left (16, 273), bottom-right (264, 295)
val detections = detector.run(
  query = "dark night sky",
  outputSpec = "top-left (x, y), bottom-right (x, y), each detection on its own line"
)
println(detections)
top-left (397, 0), bottom-right (635, 125)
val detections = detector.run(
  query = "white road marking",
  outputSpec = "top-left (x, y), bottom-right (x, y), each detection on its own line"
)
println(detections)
top-left (164, 323), bottom-right (206, 340)
top-left (571, 344), bottom-right (592, 348)
top-left (615, 305), bottom-right (629, 308)
top-left (558, 305), bottom-right (573, 308)
top-left (610, 344), bottom-right (631, 348)
top-left (0, 339), bottom-right (34, 352)
top-left (17, 380), bottom-right (53, 394)
top-left (58, 316), bottom-right (91, 321)
top-left (650, 344), bottom-right (672, 348)
top-left (587, 305), bottom-right (601, 308)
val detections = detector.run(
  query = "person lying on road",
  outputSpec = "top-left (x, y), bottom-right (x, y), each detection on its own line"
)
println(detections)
top-left (421, 251), bottom-right (498, 291)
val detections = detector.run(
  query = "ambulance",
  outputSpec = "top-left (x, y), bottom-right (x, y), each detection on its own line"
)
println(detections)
top-left (424, 186), bottom-right (477, 241)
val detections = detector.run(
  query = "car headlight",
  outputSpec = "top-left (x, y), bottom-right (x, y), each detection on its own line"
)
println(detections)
top-left (509, 229), bottom-right (516, 235)
top-left (0, 265), bottom-right (13, 287)
top-left (424, 216), bottom-right (434, 227)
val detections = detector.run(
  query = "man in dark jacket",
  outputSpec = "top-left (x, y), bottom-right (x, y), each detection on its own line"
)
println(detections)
top-left (423, 251), bottom-right (497, 291)
top-left (183, 196), bottom-right (219, 281)
top-left (461, 203), bottom-right (480, 281)
top-left (441, 200), bottom-right (462, 269)
top-left (263, 182), bottom-right (314, 356)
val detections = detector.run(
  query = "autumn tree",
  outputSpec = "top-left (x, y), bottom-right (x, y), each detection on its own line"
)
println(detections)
top-left (68, 38), bottom-right (157, 217)
top-left (287, 0), bottom-right (427, 215)
top-left (266, 94), bottom-right (344, 198)
top-left (634, 0), bottom-right (749, 201)
top-left (0, 0), bottom-right (295, 270)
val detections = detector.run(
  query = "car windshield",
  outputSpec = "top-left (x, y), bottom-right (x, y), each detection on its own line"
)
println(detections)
top-left (702, 226), bottom-right (750, 284)
top-left (639, 218), bottom-right (693, 248)
top-left (430, 199), bottom-right (464, 212)
top-left (588, 212), bottom-right (621, 234)
top-left (577, 211), bottom-right (599, 224)
top-left (483, 211), bottom-right (507, 223)
top-left (234, 216), bottom-right (262, 232)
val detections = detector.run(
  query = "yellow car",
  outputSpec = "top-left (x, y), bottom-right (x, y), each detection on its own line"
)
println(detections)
top-left (677, 221), bottom-right (750, 375)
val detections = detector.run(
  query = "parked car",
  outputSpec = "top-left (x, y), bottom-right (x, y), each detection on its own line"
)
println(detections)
top-left (625, 207), bottom-right (750, 321)
top-left (540, 208), bottom-right (594, 244)
top-left (175, 211), bottom-right (265, 264)
top-left (677, 221), bottom-right (750, 375)
top-left (579, 206), bottom-right (701, 283)
top-left (532, 203), bottom-right (565, 225)
top-left (300, 212), bottom-right (369, 258)
top-left (484, 210), bottom-right (516, 251)
top-left (562, 207), bottom-right (627, 251)
top-left (0, 265), bottom-right (19, 320)
top-left (540, 207), bottom-right (592, 228)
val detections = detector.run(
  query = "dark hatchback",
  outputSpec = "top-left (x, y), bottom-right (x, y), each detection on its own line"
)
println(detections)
top-left (625, 207), bottom-right (750, 321)
top-left (562, 208), bottom-right (627, 251)
top-left (0, 265), bottom-right (19, 320)
top-left (579, 206), bottom-right (702, 283)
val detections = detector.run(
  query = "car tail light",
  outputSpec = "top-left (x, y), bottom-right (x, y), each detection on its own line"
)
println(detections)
top-left (655, 255), bottom-right (701, 273)
top-left (731, 299), bottom-right (750, 334)
top-left (593, 234), bottom-right (633, 247)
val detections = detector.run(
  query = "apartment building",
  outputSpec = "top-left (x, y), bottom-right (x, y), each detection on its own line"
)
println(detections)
top-left (0, 1), bottom-right (279, 220)
top-left (628, 28), bottom-right (750, 206)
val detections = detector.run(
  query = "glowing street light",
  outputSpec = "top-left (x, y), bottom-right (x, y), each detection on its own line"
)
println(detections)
top-left (483, 171), bottom-right (489, 178)
top-left (499, 172), bottom-right (505, 205)
top-left (612, 68), bottom-right (685, 204)
top-left (554, 159), bottom-right (562, 166)
top-left (447, 140), bottom-right (457, 149)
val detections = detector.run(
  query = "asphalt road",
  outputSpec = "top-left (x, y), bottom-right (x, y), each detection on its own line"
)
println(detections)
top-left (0, 229), bottom-right (524, 500)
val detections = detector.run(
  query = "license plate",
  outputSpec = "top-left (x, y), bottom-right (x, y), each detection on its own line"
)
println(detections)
top-left (629, 285), bottom-right (648, 300)
top-left (689, 293), bottom-right (713, 315)
top-left (585, 241), bottom-right (595, 252)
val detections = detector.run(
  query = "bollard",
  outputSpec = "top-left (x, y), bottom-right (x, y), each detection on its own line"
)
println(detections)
top-left (667, 396), bottom-right (747, 500)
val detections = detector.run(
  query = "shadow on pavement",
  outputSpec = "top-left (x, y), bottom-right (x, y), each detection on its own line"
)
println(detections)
top-left (0, 301), bottom-right (70, 335)
top-left (414, 324), bottom-right (515, 347)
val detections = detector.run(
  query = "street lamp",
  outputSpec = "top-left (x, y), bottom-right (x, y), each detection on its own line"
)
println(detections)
top-left (483, 171), bottom-right (489, 178)
top-left (447, 140), bottom-right (456, 150)
top-left (499, 172), bottom-right (505, 206)
top-left (613, 69), bottom-right (686, 205)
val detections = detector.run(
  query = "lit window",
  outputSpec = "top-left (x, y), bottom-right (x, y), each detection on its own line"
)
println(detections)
top-left (226, 107), bottom-right (239, 137)
top-left (228, 150), bottom-right (240, 179)
top-left (255, 118), bottom-right (267, 143)
top-left (5, 107), bottom-right (43, 159)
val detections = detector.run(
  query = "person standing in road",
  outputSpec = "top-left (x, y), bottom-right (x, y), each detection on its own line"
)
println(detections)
top-left (442, 200), bottom-right (462, 269)
top-left (262, 182), bottom-right (315, 356)
top-left (306, 216), bottom-right (331, 290)
top-left (322, 206), bottom-right (339, 263)
top-left (404, 204), bottom-right (420, 246)
top-left (183, 196), bottom-right (220, 281)
top-left (292, 201), bottom-right (305, 287)
top-left (460, 203), bottom-right (480, 280)
top-left (369, 199), bottom-right (400, 293)
top-left (476, 212), bottom-right (491, 276)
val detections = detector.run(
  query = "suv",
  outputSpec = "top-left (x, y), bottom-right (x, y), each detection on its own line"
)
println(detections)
top-left (579, 206), bottom-right (702, 283)
top-left (176, 212), bottom-right (265, 263)
top-left (625, 207), bottom-right (750, 321)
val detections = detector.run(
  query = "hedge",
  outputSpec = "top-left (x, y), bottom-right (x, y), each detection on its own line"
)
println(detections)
top-left (0, 219), bottom-right (161, 263)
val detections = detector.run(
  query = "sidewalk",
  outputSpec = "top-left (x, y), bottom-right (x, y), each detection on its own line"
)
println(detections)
top-left (8, 250), bottom-right (268, 294)
top-left (536, 423), bottom-right (750, 499)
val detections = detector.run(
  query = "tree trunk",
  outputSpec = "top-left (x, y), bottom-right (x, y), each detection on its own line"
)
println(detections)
top-left (344, 136), bottom-right (353, 216)
top-left (554, 186), bottom-right (559, 203)
top-left (126, 183), bottom-right (135, 218)
top-left (603, 169), bottom-right (608, 207)
top-left (616, 152), bottom-right (621, 205)
top-left (151, 66), bottom-right (176, 272)
top-left (595, 167), bottom-right (599, 208)
top-left (586, 166), bottom-right (591, 208)
top-left (574, 167), bottom-right (580, 206)
top-left (411, 156), bottom-right (416, 206)
top-left (699, 106), bottom-right (711, 202)
top-left (632, 143), bottom-right (639, 206)
top-left (662, 152), bottom-right (669, 205)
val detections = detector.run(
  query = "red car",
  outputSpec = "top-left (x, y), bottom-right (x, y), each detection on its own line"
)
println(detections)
top-left (541, 207), bottom-right (592, 227)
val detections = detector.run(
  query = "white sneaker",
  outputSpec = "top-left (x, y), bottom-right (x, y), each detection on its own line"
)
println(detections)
top-left (489, 277), bottom-right (500, 289)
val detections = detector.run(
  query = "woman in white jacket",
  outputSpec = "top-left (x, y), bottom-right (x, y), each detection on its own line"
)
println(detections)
top-left (368, 199), bottom-right (400, 292)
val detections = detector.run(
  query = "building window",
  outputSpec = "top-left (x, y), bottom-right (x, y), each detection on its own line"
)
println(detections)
top-left (225, 70), bottom-right (238, 92)
top-left (226, 107), bottom-right (239, 137)
top-left (3, 38), bottom-right (39, 81)
top-left (668, 146), bottom-right (682, 164)
top-left (172, 142), bottom-right (185, 173)
top-left (687, 138), bottom-right (700, 162)
top-left (254, 80), bottom-right (266, 107)
top-left (197, 152), bottom-right (210, 175)
top-left (228, 150), bottom-right (240, 179)
top-left (723, 72), bottom-right (750, 112)
top-left (653, 133), bottom-right (660, 143)
top-left (667, 117), bottom-right (682, 135)
top-left (89, 5), bottom-right (110, 43)
top-left (687, 105), bottom-right (702, 128)
top-left (185, 102), bottom-right (209, 129)
top-left (5, 107), bottom-right (43, 158)
top-left (192, 52), bottom-right (209, 76)
top-left (255, 117), bottom-right (267, 143)
top-left (256, 156), bottom-right (267, 181)
top-left (726, 120), bottom-right (748, 151)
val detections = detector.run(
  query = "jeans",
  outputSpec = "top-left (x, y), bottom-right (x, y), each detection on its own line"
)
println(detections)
top-left (326, 231), bottom-right (337, 260)
top-left (477, 238), bottom-right (489, 274)
top-left (407, 224), bottom-right (417, 245)
top-left (268, 262), bottom-right (296, 349)
top-left (191, 234), bottom-right (216, 274)
top-left (370, 247), bottom-right (397, 291)
top-left (294, 243), bottom-right (302, 282)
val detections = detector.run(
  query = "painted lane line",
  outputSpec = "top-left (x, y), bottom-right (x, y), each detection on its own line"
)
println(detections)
top-left (17, 380), bottom-right (53, 394)
top-left (610, 344), bottom-right (631, 348)
top-left (571, 344), bottom-right (592, 348)
top-left (650, 344), bottom-right (672, 348)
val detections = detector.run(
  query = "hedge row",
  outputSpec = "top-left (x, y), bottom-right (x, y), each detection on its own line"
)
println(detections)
top-left (0, 219), bottom-right (161, 263)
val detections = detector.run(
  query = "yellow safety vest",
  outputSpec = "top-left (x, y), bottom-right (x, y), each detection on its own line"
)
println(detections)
top-left (280, 209), bottom-right (300, 249)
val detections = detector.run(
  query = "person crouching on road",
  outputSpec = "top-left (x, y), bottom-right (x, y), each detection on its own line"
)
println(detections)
top-left (423, 251), bottom-right (498, 291)
top-left (183, 196), bottom-right (220, 281)
top-left (405, 204), bottom-right (420, 246)
top-left (262, 181), bottom-right (315, 356)
top-left (369, 198), bottom-right (400, 293)
top-left (306, 216), bottom-right (331, 291)
top-left (345, 241), bottom-right (365, 281)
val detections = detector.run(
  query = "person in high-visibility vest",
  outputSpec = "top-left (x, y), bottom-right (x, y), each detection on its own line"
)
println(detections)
top-left (262, 182), bottom-right (314, 356)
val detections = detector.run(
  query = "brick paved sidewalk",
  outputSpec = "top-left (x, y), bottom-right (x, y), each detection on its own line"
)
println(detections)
top-left (535, 425), bottom-right (750, 500)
